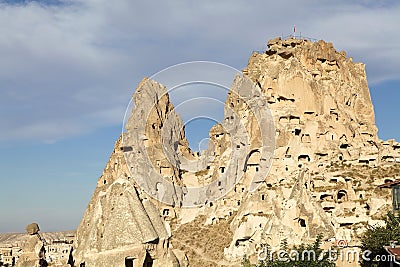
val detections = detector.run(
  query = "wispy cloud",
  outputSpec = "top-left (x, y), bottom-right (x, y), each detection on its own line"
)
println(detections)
top-left (0, 0), bottom-right (399, 143)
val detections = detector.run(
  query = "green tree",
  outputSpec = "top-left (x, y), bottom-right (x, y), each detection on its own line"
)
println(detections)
top-left (271, 234), bottom-right (334, 267)
top-left (360, 212), bottom-right (400, 267)
top-left (243, 234), bottom-right (336, 267)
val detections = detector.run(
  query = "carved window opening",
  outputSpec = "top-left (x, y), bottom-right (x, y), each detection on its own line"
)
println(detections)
top-left (243, 149), bottom-right (260, 172)
top-left (124, 258), bottom-right (134, 267)
top-left (323, 206), bottom-right (334, 212)
top-left (298, 155), bottom-right (310, 162)
top-left (337, 190), bottom-right (348, 202)
top-left (340, 144), bottom-right (349, 149)
top-left (143, 253), bottom-right (153, 267)
top-left (298, 218), bottom-right (306, 227)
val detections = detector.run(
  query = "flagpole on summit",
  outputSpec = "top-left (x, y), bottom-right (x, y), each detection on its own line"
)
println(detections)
top-left (294, 25), bottom-right (296, 38)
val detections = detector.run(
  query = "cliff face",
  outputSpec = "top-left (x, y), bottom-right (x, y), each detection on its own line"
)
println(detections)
top-left (73, 81), bottom-right (183, 267)
top-left (244, 37), bottom-right (378, 158)
top-left (224, 37), bottom-right (399, 261)
top-left (74, 37), bottom-right (400, 266)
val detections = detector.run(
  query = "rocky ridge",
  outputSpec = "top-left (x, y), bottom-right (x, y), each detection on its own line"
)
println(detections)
top-left (73, 37), bottom-right (400, 266)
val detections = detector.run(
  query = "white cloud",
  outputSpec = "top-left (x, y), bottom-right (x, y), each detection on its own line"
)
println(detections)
top-left (0, 0), bottom-right (399, 143)
top-left (302, 3), bottom-right (400, 83)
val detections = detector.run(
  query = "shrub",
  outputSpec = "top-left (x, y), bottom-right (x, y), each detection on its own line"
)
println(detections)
top-left (243, 234), bottom-right (335, 267)
top-left (360, 212), bottom-right (400, 267)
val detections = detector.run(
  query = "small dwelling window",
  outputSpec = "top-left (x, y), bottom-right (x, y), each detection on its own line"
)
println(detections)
top-left (298, 218), bottom-right (306, 227)
top-left (163, 209), bottom-right (169, 216)
top-left (337, 190), bottom-right (348, 202)
top-left (125, 257), bottom-right (134, 267)
top-left (220, 167), bottom-right (225, 174)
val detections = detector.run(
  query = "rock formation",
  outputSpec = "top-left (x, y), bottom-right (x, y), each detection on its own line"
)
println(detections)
top-left (223, 37), bottom-right (399, 262)
top-left (73, 135), bottom-right (181, 266)
top-left (25, 223), bottom-right (40, 236)
top-left (74, 37), bottom-right (400, 266)
top-left (16, 223), bottom-right (47, 267)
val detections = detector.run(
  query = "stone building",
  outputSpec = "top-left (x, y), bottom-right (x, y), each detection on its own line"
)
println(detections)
top-left (0, 245), bottom-right (17, 266)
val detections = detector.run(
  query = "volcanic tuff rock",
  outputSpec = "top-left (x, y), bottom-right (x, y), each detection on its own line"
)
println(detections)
top-left (74, 37), bottom-right (400, 266)
top-left (16, 223), bottom-right (47, 267)
top-left (73, 136), bottom-right (181, 266)
top-left (25, 223), bottom-right (40, 236)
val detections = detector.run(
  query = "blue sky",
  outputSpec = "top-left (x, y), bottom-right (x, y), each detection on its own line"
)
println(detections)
top-left (0, 0), bottom-right (399, 232)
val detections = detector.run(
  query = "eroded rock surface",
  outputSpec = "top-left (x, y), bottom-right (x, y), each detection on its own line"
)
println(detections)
top-left (74, 37), bottom-right (400, 266)
top-left (16, 223), bottom-right (47, 267)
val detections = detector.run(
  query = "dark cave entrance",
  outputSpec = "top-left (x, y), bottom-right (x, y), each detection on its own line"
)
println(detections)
top-left (125, 257), bottom-right (134, 267)
top-left (143, 253), bottom-right (153, 267)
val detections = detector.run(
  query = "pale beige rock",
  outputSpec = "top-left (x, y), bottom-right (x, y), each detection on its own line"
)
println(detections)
top-left (221, 37), bottom-right (398, 262)
top-left (74, 36), bottom-right (400, 267)
top-left (25, 223), bottom-right (40, 235)
top-left (16, 223), bottom-right (47, 267)
top-left (73, 81), bottom-right (184, 266)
